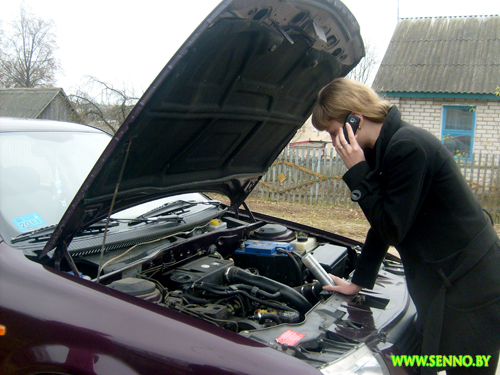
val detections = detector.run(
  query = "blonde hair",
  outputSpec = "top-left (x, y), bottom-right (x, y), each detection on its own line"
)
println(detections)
top-left (311, 78), bottom-right (391, 131)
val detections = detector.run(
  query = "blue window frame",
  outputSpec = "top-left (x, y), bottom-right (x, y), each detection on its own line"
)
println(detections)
top-left (441, 106), bottom-right (476, 160)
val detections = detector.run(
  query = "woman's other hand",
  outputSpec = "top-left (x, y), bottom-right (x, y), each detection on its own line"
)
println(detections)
top-left (323, 274), bottom-right (363, 295)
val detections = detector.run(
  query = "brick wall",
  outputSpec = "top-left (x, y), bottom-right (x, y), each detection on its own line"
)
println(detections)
top-left (385, 97), bottom-right (500, 155)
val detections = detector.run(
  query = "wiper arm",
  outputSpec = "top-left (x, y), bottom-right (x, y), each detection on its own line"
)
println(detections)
top-left (125, 214), bottom-right (183, 226)
top-left (76, 220), bottom-right (120, 234)
top-left (75, 216), bottom-right (183, 234)
top-left (11, 224), bottom-right (57, 244)
top-left (72, 200), bottom-right (221, 236)
top-left (67, 213), bottom-right (185, 239)
top-left (133, 199), bottom-right (221, 220)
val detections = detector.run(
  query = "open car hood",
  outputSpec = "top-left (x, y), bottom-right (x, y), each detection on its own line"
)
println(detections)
top-left (43, 0), bottom-right (364, 256)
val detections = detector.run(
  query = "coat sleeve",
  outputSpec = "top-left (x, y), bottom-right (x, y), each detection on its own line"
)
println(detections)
top-left (344, 138), bottom-right (431, 246)
top-left (351, 228), bottom-right (389, 289)
top-left (344, 139), bottom-right (432, 288)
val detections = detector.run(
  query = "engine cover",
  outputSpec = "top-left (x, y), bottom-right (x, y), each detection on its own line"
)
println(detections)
top-left (170, 256), bottom-right (234, 286)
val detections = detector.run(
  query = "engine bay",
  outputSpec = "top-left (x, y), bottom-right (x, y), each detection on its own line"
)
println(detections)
top-left (41, 199), bottom-right (414, 367)
top-left (102, 217), bottom-right (356, 332)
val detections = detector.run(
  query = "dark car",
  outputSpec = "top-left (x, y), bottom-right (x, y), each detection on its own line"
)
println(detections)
top-left (0, 0), bottom-right (420, 374)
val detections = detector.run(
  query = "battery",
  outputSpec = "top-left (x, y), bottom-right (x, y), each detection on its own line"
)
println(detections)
top-left (232, 240), bottom-right (300, 286)
top-left (239, 240), bottom-right (293, 255)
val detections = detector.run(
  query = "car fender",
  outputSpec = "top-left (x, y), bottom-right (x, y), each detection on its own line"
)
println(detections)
top-left (0, 243), bottom-right (321, 375)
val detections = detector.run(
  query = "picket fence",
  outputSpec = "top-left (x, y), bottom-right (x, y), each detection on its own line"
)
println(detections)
top-left (249, 147), bottom-right (500, 223)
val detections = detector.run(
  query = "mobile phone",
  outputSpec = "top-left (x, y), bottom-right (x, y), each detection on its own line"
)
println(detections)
top-left (343, 114), bottom-right (361, 144)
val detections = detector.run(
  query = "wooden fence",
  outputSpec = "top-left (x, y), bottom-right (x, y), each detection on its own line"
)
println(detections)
top-left (249, 147), bottom-right (500, 223)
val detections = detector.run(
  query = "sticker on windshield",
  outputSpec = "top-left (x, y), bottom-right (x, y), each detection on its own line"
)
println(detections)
top-left (12, 213), bottom-right (46, 231)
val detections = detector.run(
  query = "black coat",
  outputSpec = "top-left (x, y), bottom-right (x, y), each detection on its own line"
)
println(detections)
top-left (343, 106), bottom-right (500, 358)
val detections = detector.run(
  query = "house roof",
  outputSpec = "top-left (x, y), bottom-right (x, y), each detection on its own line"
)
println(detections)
top-left (0, 87), bottom-right (67, 118)
top-left (372, 15), bottom-right (500, 95)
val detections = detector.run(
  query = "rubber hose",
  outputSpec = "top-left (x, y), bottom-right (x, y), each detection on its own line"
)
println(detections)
top-left (193, 283), bottom-right (296, 312)
top-left (225, 266), bottom-right (312, 315)
top-left (232, 284), bottom-right (281, 299)
top-left (256, 312), bottom-right (282, 325)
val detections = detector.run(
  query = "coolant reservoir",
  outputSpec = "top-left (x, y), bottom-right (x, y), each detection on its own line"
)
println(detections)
top-left (208, 219), bottom-right (227, 231)
top-left (291, 235), bottom-right (317, 253)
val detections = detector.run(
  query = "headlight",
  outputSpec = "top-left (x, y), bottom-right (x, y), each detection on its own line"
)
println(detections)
top-left (320, 344), bottom-right (390, 375)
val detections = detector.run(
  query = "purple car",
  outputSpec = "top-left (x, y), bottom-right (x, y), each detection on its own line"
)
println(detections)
top-left (0, 0), bottom-right (419, 374)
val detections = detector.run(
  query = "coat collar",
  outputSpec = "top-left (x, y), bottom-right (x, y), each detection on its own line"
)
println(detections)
top-left (370, 105), bottom-right (405, 174)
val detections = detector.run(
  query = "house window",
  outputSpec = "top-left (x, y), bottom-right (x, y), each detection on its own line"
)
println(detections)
top-left (442, 106), bottom-right (475, 159)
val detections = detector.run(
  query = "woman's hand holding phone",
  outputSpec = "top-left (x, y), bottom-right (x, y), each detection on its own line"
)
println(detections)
top-left (334, 114), bottom-right (365, 169)
top-left (343, 114), bottom-right (361, 143)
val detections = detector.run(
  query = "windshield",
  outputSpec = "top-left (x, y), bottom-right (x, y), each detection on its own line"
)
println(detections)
top-left (111, 193), bottom-right (212, 220)
top-left (0, 130), bottom-right (110, 241)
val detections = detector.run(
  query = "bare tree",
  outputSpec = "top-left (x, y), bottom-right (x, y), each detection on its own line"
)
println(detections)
top-left (346, 39), bottom-right (380, 85)
top-left (70, 76), bottom-right (139, 134)
top-left (0, 4), bottom-right (61, 88)
top-left (0, 21), bottom-right (4, 50)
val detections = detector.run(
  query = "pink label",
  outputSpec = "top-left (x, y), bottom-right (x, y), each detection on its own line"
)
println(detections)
top-left (276, 329), bottom-right (306, 346)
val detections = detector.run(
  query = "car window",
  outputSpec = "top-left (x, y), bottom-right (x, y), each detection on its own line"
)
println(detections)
top-left (0, 131), bottom-right (110, 241)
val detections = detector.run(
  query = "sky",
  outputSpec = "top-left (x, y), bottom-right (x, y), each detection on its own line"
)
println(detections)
top-left (1, 0), bottom-right (499, 95)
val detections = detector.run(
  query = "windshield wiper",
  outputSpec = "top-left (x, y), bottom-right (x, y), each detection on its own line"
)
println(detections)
top-left (75, 215), bottom-right (184, 234)
top-left (125, 214), bottom-right (183, 226)
top-left (14, 200), bottom-right (221, 243)
top-left (11, 224), bottom-right (58, 244)
top-left (133, 199), bottom-right (221, 222)
top-left (12, 221), bottom-right (121, 242)
top-left (76, 220), bottom-right (120, 234)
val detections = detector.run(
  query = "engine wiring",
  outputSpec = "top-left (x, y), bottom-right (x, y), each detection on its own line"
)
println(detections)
top-left (96, 221), bottom-right (212, 281)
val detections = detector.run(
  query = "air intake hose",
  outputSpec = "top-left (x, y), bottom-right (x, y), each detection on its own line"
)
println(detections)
top-left (225, 266), bottom-right (312, 315)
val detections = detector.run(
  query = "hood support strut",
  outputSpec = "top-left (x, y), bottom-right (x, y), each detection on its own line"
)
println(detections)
top-left (242, 201), bottom-right (257, 223)
top-left (54, 240), bottom-right (80, 278)
top-left (96, 140), bottom-right (133, 283)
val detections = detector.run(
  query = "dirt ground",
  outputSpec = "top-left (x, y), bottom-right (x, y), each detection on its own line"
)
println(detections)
top-left (245, 198), bottom-right (370, 242)
top-left (243, 197), bottom-right (500, 244)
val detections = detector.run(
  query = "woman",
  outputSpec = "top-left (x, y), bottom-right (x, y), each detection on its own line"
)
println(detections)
top-left (311, 78), bottom-right (500, 375)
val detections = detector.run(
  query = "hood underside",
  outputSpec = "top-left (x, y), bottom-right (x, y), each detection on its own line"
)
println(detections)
top-left (43, 0), bottom-right (364, 255)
